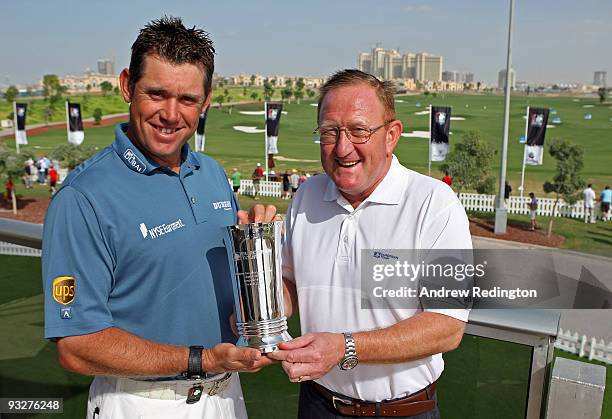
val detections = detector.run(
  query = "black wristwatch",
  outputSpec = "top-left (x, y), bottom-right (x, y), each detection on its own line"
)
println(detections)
top-left (186, 345), bottom-right (205, 379)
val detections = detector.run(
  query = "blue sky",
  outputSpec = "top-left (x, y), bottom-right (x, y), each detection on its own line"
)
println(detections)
top-left (2, 0), bottom-right (611, 86)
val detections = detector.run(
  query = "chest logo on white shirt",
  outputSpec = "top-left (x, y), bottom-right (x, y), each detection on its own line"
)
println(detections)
top-left (373, 251), bottom-right (399, 260)
top-left (139, 218), bottom-right (185, 239)
top-left (212, 200), bottom-right (232, 211)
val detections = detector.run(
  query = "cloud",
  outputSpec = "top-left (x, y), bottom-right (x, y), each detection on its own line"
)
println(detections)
top-left (403, 4), bottom-right (432, 12)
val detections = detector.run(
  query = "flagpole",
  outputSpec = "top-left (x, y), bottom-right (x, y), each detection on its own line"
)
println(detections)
top-left (494, 0), bottom-right (514, 235)
top-left (13, 101), bottom-right (19, 154)
top-left (264, 102), bottom-right (269, 181)
top-left (65, 100), bottom-right (70, 144)
top-left (519, 106), bottom-right (529, 199)
top-left (428, 103), bottom-right (432, 176)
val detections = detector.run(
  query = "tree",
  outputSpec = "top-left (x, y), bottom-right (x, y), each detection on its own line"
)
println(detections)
top-left (293, 89), bottom-right (304, 104)
top-left (307, 89), bottom-right (316, 99)
top-left (263, 80), bottom-right (275, 101)
top-left (543, 139), bottom-right (585, 236)
top-left (249, 74), bottom-right (256, 86)
top-left (214, 94), bottom-right (225, 108)
top-left (113, 86), bottom-right (120, 96)
top-left (281, 87), bottom-right (293, 103)
top-left (4, 85), bottom-right (18, 103)
top-left (50, 143), bottom-right (97, 170)
top-left (42, 74), bottom-right (64, 100)
top-left (598, 87), bottom-right (608, 104)
top-left (0, 143), bottom-right (33, 213)
top-left (439, 131), bottom-right (497, 194)
top-left (93, 108), bottom-right (103, 125)
top-left (294, 78), bottom-right (305, 104)
top-left (100, 81), bottom-right (113, 96)
top-left (43, 106), bottom-right (55, 126)
top-left (250, 92), bottom-right (258, 101)
top-left (243, 87), bottom-right (247, 96)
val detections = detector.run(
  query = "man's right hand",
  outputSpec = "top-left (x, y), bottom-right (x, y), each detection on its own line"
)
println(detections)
top-left (203, 343), bottom-right (275, 373)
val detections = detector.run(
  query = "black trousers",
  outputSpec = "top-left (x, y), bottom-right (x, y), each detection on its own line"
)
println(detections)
top-left (297, 381), bottom-right (441, 419)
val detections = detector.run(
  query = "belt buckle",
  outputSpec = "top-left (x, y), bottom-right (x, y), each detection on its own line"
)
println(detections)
top-left (332, 395), bottom-right (354, 410)
top-left (208, 373), bottom-right (231, 396)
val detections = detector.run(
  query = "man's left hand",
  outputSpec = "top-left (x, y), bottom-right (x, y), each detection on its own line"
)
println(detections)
top-left (266, 332), bottom-right (345, 382)
top-left (237, 204), bottom-right (279, 224)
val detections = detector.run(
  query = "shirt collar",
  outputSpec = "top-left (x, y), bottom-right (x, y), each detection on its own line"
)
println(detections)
top-left (112, 123), bottom-right (199, 175)
top-left (323, 155), bottom-right (406, 208)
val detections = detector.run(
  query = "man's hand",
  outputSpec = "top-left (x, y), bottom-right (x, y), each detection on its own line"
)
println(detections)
top-left (203, 343), bottom-right (274, 374)
top-left (266, 333), bottom-right (345, 382)
top-left (237, 204), bottom-right (279, 224)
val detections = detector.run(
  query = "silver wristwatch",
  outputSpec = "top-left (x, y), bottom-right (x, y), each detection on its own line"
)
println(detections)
top-left (338, 332), bottom-right (358, 370)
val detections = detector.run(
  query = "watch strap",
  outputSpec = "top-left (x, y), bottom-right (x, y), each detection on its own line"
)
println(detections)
top-left (343, 332), bottom-right (357, 358)
top-left (187, 345), bottom-right (204, 378)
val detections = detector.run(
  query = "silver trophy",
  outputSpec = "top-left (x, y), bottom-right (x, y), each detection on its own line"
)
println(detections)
top-left (226, 221), bottom-right (292, 353)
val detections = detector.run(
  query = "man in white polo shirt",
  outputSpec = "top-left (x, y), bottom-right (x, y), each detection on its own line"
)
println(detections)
top-left (268, 69), bottom-right (472, 418)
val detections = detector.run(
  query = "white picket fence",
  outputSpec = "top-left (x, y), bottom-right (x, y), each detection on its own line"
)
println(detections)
top-left (0, 241), bottom-right (41, 257)
top-left (237, 180), bottom-right (283, 198)
top-left (555, 328), bottom-right (612, 365)
top-left (458, 193), bottom-right (592, 219)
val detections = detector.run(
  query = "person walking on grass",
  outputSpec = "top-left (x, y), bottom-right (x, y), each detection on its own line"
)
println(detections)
top-left (583, 184), bottom-right (596, 223)
top-left (528, 192), bottom-right (538, 231)
top-left (601, 186), bottom-right (612, 221)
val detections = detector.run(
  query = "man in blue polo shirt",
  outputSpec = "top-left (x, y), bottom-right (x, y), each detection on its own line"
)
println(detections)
top-left (42, 17), bottom-right (274, 419)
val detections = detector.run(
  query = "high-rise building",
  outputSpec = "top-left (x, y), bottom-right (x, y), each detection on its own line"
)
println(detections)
top-left (594, 71), bottom-right (607, 86)
top-left (416, 53), bottom-right (442, 82)
top-left (464, 73), bottom-right (475, 84)
top-left (358, 53), bottom-right (372, 75)
top-left (97, 59), bottom-right (114, 75)
top-left (357, 47), bottom-right (442, 82)
top-left (442, 70), bottom-right (459, 83)
top-left (498, 68), bottom-right (515, 90)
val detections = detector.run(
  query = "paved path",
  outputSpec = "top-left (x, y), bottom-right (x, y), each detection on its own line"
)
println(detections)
top-left (473, 236), bottom-right (612, 342)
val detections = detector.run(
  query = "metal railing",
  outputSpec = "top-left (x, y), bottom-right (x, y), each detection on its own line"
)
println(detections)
top-left (0, 218), bottom-right (560, 418)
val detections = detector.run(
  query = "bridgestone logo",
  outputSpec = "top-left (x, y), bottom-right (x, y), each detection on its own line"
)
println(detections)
top-left (140, 218), bottom-right (185, 239)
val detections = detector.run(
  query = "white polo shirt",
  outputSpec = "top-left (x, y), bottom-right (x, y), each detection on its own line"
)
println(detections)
top-left (282, 155), bottom-right (472, 401)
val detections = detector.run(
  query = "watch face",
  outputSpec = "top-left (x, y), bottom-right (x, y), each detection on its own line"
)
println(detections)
top-left (340, 356), bottom-right (358, 370)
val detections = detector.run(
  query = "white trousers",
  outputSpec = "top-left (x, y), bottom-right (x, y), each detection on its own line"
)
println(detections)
top-left (86, 374), bottom-right (248, 419)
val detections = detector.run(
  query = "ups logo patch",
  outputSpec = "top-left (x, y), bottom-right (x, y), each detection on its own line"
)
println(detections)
top-left (53, 276), bottom-right (76, 305)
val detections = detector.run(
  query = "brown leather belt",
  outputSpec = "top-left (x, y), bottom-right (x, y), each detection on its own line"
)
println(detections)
top-left (312, 381), bottom-right (436, 417)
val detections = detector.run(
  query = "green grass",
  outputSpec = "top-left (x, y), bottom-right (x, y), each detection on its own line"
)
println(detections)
top-left (3, 93), bottom-right (612, 195)
top-left (468, 210), bottom-right (612, 250)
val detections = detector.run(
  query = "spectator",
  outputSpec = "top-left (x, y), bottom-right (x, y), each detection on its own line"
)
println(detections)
top-left (22, 162), bottom-right (32, 189)
top-left (290, 169), bottom-right (300, 196)
top-left (583, 184), bottom-right (596, 223)
top-left (5, 176), bottom-right (14, 200)
top-left (231, 167), bottom-right (241, 195)
top-left (282, 171), bottom-right (290, 200)
top-left (528, 192), bottom-right (538, 230)
top-left (442, 171), bottom-right (453, 187)
top-left (299, 171), bottom-right (307, 186)
top-left (252, 162), bottom-right (263, 200)
top-left (504, 181), bottom-right (512, 200)
top-left (601, 186), bottom-right (612, 222)
top-left (37, 156), bottom-right (48, 184)
top-left (48, 166), bottom-right (59, 196)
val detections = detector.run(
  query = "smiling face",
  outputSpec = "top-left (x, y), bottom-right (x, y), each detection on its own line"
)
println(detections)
top-left (319, 83), bottom-right (402, 207)
top-left (119, 54), bottom-right (209, 172)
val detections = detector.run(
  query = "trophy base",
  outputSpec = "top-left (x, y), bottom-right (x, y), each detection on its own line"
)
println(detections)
top-left (236, 331), bottom-right (293, 353)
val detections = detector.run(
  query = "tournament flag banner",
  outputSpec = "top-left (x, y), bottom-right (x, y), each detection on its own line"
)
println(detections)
top-left (67, 102), bottom-right (84, 145)
top-left (430, 106), bottom-right (451, 161)
top-left (195, 105), bottom-right (209, 152)
top-left (524, 107), bottom-right (549, 166)
top-left (14, 103), bottom-right (28, 145)
top-left (265, 102), bottom-right (283, 168)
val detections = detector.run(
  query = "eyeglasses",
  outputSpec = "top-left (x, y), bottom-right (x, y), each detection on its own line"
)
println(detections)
top-left (313, 121), bottom-right (393, 145)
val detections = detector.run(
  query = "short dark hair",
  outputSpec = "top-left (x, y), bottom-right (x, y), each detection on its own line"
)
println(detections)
top-left (588, 183), bottom-right (592, 187)
top-left (317, 69), bottom-right (396, 121)
top-left (129, 16), bottom-right (215, 97)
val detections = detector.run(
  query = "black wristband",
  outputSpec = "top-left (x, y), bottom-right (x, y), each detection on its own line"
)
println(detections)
top-left (187, 345), bottom-right (204, 378)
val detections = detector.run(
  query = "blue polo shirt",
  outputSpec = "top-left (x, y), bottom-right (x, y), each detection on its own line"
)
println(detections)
top-left (42, 123), bottom-right (238, 348)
